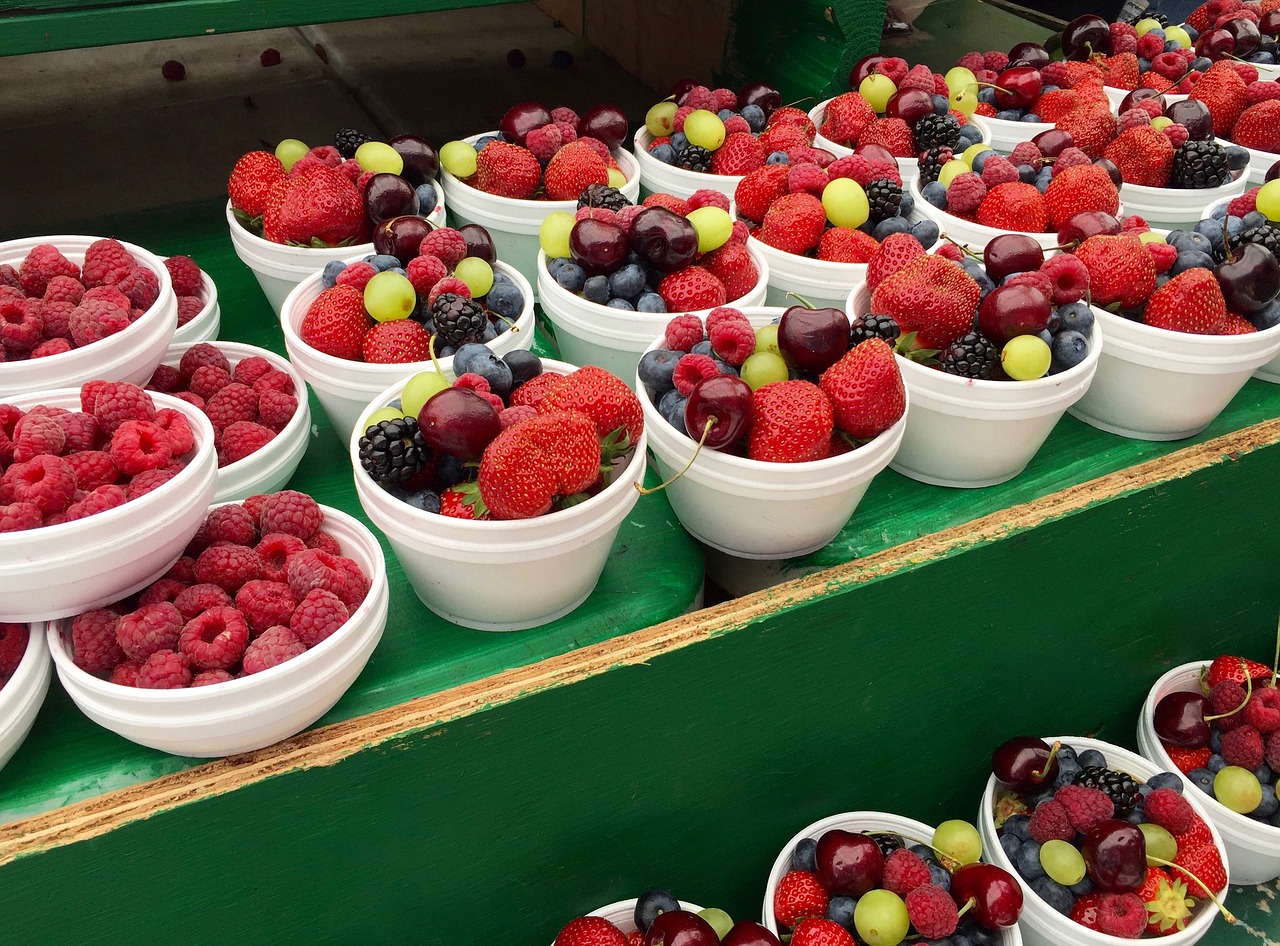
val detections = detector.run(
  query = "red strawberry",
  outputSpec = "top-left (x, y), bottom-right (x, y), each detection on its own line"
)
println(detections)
top-left (1221, 313), bottom-right (1258, 334)
top-left (544, 140), bottom-right (610, 201)
top-left (1143, 269), bottom-right (1228, 335)
top-left (1232, 99), bottom-right (1280, 151)
top-left (757, 193), bottom-right (826, 255)
top-left (821, 92), bottom-right (876, 146)
top-left (536, 365), bottom-right (643, 442)
top-left (1070, 891), bottom-right (1107, 932)
top-left (734, 165), bottom-right (791, 223)
top-left (624, 932), bottom-right (643, 946)
top-left (710, 132), bottom-right (766, 175)
top-left (439, 485), bottom-right (487, 520)
top-left (1098, 52), bottom-right (1140, 91)
top-left (1192, 61), bottom-right (1249, 136)
top-left (817, 228), bottom-right (879, 263)
top-left (791, 918), bottom-right (855, 946)
top-left (1206, 654), bottom-right (1274, 688)
top-left (1055, 105), bottom-right (1119, 158)
top-left (748, 381), bottom-right (834, 462)
top-left (1034, 89), bottom-right (1081, 123)
top-left (261, 175), bottom-right (303, 243)
top-left (1104, 126), bottom-right (1175, 187)
top-left (228, 150), bottom-right (286, 219)
top-left (642, 192), bottom-right (693, 216)
top-left (857, 117), bottom-right (915, 157)
top-left (1044, 165), bottom-right (1121, 230)
top-left (472, 141), bottom-right (541, 200)
top-left (274, 167), bottom-right (366, 247)
top-left (773, 871), bottom-right (830, 928)
top-left (1170, 821), bottom-right (1227, 898)
top-left (976, 182), bottom-right (1048, 232)
top-left (819, 338), bottom-right (906, 440)
top-left (657, 266), bottom-right (727, 312)
top-left (760, 122), bottom-right (812, 155)
top-left (866, 232), bottom-right (927, 292)
top-left (552, 916), bottom-right (627, 946)
top-left (1165, 745), bottom-right (1212, 773)
top-left (871, 255), bottom-right (981, 350)
top-left (1073, 234), bottom-right (1157, 310)
top-left (701, 242), bottom-right (760, 301)
top-left (361, 319), bottom-right (431, 363)
top-left (298, 285), bottom-right (371, 360)
top-left (478, 410), bottom-right (601, 519)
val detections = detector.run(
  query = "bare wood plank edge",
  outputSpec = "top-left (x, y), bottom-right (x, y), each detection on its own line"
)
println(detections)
top-left (1, 415), bottom-right (1276, 864)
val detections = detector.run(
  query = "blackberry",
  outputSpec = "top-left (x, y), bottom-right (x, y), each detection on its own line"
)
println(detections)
top-left (866, 179), bottom-right (904, 222)
top-left (577, 184), bottom-right (631, 212)
top-left (913, 114), bottom-right (962, 152)
top-left (1126, 9), bottom-right (1166, 25)
top-left (849, 313), bottom-right (901, 346)
top-left (939, 331), bottom-right (998, 380)
top-left (1074, 766), bottom-right (1142, 815)
top-left (874, 833), bottom-right (905, 859)
top-left (334, 128), bottom-right (372, 159)
top-left (1234, 224), bottom-right (1280, 261)
top-left (917, 146), bottom-right (954, 186)
top-left (676, 145), bottom-right (713, 172)
top-left (432, 294), bottom-right (490, 348)
top-left (358, 417), bottom-right (431, 487)
top-left (1172, 140), bottom-right (1232, 189)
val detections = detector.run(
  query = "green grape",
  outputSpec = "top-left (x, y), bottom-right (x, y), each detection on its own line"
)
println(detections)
top-left (440, 140), bottom-right (479, 178)
top-left (1150, 116), bottom-right (1173, 131)
top-left (684, 110), bottom-right (727, 150)
top-left (1165, 25), bottom-right (1191, 48)
top-left (540, 211), bottom-right (576, 258)
top-left (647, 101), bottom-right (679, 137)
top-left (1039, 839), bottom-right (1086, 885)
top-left (859, 75), bottom-right (898, 113)
top-left (364, 271), bottom-right (417, 323)
top-left (697, 908), bottom-right (733, 939)
top-left (854, 889), bottom-right (910, 946)
top-left (1135, 17), bottom-right (1162, 36)
top-left (945, 67), bottom-right (978, 96)
top-left (962, 143), bottom-right (993, 167)
top-left (1001, 335), bottom-right (1051, 381)
top-left (754, 323), bottom-right (780, 355)
top-left (401, 371), bottom-right (451, 418)
top-left (454, 257), bottom-right (495, 297)
top-left (1138, 231), bottom-right (1167, 245)
top-left (274, 138), bottom-right (310, 172)
top-left (364, 407), bottom-right (408, 432)
top-left (1139, 823), bottom-right (1178, 865)
top-left (933, 820), bottom-right (982, 867)
top-left (1215, 765), bottom-right (1263, 814)
top-left (686, 207), bottom-right (733, 253)
top-left (1257, 180), bottom-right (1280, 222)
top-left (741, 351), bottom-right (790, 390)
top-left (355, 141), bottom-right (404, 175)
top-left (607, 167), bottom-right (627, 189)
top-left (938, 159), bottom-right (971, 188)
top-left (822, 178), bottom-right (870, 229)
top-left (950, 87), bottom-right (978, 118)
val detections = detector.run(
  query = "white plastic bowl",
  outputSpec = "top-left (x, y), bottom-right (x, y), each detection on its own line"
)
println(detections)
top-left (440, 132), bottom-right (641, 291)
top-left (0, 236), bottom-right (177, 400)
top-left (280, 256), bottom-right (535, 441)
top-left (226, 187), bottom-right (447, 317)
top-left (980, 114), bottom-right (1054, 155)
top-left (909, 177), bottom-right (1105, 253)
top-left (848, 285), bottom-right (1101, 488)
top-left (1138, 662), bottom-right (1280, 885)
top-left (761, 810), bottom-right (1023, 944)
top-left (157, 341), bottom-right (310, 502)
top-left (170, 265), bottom-right (220, 345)
top-left (1068, 306), bottom-right (1280, 440)
top-left (0, 626), bottom-right (52, 773)
top-left (639, 306), bottom-right (906, 558)
top-left (548, 899), bottom-right (707, 945)
top-left (350, 363), bottom-right (646, 630)
top-left (633, 126), bottom-right (745, 199)
top-left (537, 243), bottom-right (769, 388)
top-left (45, 503), bottom-right (388, 757)
top-left (980, 735), bottom-right (1228, 946)
top-left (1119, 172), bottom-right (1249, 230)
top-left (0, 389), bottom-right (217, 623)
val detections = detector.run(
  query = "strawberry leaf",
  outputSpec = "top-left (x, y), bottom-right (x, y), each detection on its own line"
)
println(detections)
top-left (598, 427), bottom-right (633, 485)
top-left (232, 209), bottom-right (264, 235)
top-left (893, 331), bottom-right (940, 365)
top-left (453, 480), bottom-right (490, 519)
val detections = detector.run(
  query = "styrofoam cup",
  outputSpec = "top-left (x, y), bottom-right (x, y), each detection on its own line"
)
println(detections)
top-left (280, 257), bottom-right (535, 441)
top-left (0, 389), bottom-right (217, 623)
top-left (0, 236), bottom-right (177, 399)
top-left (157, 342), bottom-right (310, 502)
top-left (980, 736), bottom-right (1228, 946)
top-left (548, 899), bottom-right (707, 945)
top-left (225, 190), bottom-right (447, 316)
top-left (1068, 306), bottom-right (1280, 440)
top-left (762, 810), bottom-right (1023, 944)
top-left (1138, 662), bottom-right (1280, 885)
top-left (633, 126), bottom-right (744, 199)
top-left (1119, 172), bottom-right (1249, 230)
top-left (537, 244), bottom-right (769, 387)
top-left (170, 263), bottom-right (220, 345)
top-left (980, 114), bottom-right (1054, 154)
top-left (638, 306), bottom-right (906, 558)
top-left (440, 133), bottom-right (641, 290)
top-left (350, 364), bottom-right (646, 630)
top-left (908, 177), bottom-right (1104, 253)
top-left (848, 285), bottom-right (1101, 487)
top-left (0, 627), bottom-right (52, 773)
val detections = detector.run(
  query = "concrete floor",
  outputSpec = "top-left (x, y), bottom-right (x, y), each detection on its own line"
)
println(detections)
top-left (0, 4), bottom-right (660, 233)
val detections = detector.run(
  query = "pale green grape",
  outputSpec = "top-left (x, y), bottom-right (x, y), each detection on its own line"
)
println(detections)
top-left (963, 143), bottom-right (993, 167)
top-left (440, 140), bottom-right (479, 178)
top-left (539, 211), bottom-right (576, 258)
top-left (364, 271), bottom-right (417, 323)
top-left (686, 207), bottom-right (733, 253)
top-left (401, 371), bottom-right (451, 418)
top-left (355, 141), bottom-right (404, 175)
top-left (1257, 180), bottom-right (1280, 221)
top-left (945, 67), bottom-right (977, 96)
top-left (1138, 231), bottom-right (1167, 245)
top-left (698, 908), bottom-right (733, 939)
top-left (938, 159), bottom-right (971, 188)
top-left (274, 138), bottom-right (310, 172)
top-left (647, 101), bottom-right (679, 137)
top-left (1139, 823), bottom-right (1177, 865)
top-left (755, 324), bottom-right (780, 355)
top-left (933, 820), bottom-right (982, 867)
top-left (859, 75), bottom-right (898, 113)
top-left (1135, 17), bottom-right (1162, 36)
top-left (364, 407), bottom-right (408, 432)
top-left (822, 179), bottom-right (870, 229)
top-left (1165, 25), bottom-right (1191, 48)
top-left (1001, 335), bottom-right (1051, 381)
top-left (1150, 116), bottom-right (1173, 131)
top-left (1040, 839), bottom-right (1086, 885)
top-left (950, 87), bottom-right (978, 118)
top-left (607, 168), bottom-right (627, 189)
top-left (741, 351), bottom-right (790, 390)
top-left (854, 889), bottom-right (910, 946)
top-left (1215, 766), bottom-right (1263, 814)
top-left (454, 257), bottom-right (495, 297)
top-left (684, 110), bottom-right (727, 150)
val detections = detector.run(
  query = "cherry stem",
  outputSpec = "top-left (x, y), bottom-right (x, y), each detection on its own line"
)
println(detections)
top-left (976, 81), bottom-right (1013, 95)
top-left (1145, 854), bottom-right (1236, 923)
top-left (785, 291), bottom-right (816, 309)
top-left (1205, 665), bottom-right (1253, 722)
top-left (1032, 740), bottom-right (1062, 780)
top-left (956, 898), bottom-right (976, 921)
top-left (427, 332), bottom-right (445, 378)
top-left (942, 233), bottom-right (982, 261)
top-left (1222, 212), bottom-right (1237, 264)
top-left (635, 416), bottom-right (714, 495)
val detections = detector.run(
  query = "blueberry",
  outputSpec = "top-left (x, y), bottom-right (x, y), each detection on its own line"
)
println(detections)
top-left (999, 832), bottom-right (1023, 862)
top-left (1148, 26), bottom-right (1166, 39)
top-left (503, 350), bottom-right (542, 388)
top-left (1054, 757), bottom-right (1083, 788)
top-left (1042, 84), bottom-right (1060, 93)
top-left (908, 844), bottom-right (933, 860)
top-left (958, 123), bottom-right (983, 144)
top-left (1243, 210), bottom-right (1269, 230)
top-left (1187, 767), bottom-right (1216, 797)
top-left (1192, 56), bottom-right (1213, 71)
top-left (827, 895), bottom-right (857, 930)
top-left (1057, 301), bottom-right (1093, 336)
top-left (485, 280), bottom-right (524, 320)
top-left (582, 275), bottom-right (610, 305)
top-left (978, 87), bottom-right (997, 104)
top-left (1210, 728), bottom-right (1224, 754)
top-left (1146, 771), bottom-right (1183, 793)
top-left (1035, 167), bottom-right (1053, 192)
top-left (713, 358), bottom-right (739, 377)
top-left (1163, 39), bottom-right (1181, 52)
top-left (899, 193), bottom-right (914, 216)
top-left (1069, 874), bottom-right (1094, 896)
top-left (1258, 763), bottom-right (1276, 785)
top-left (766, 151), bottom-right (790, 164)
top-left (465, 349), bottom-right (513, 397)
top-left (1208, 753), bottom-right (1228, 773)
top-left (658, 388), bottom-right (688, 435)
top-left (1252, 297), bottom-right (1280, 330)
top-left (1186, 25), bottom-right (1200, 40)
top-left (970, 150), bottom-right (992, 174)
top-left (415, 183), bottom-right (438, 212)
top-left (1021, 113), bottom-right (1042, 123)
top-left (610, 263), bottom-right (647, 301)
top-left (910, 220), bottom-right (941, 248)
top-left (1153, 273), bottom-right (1171, 289)
top-left (638, 349), bottom-right (680, 395)
top-left (1257, 784), bottom-right (1280, 819)
top-left (922, 180), bottom-right (949, 209)
top-left (1170, 250), bottom-right (1216, 275)
top-left (636, 292), bottom-right (667, 313)
top-left (1050, 330), bottom-right (1089, 374)
top-left (932, 94), bottom-right (951, 115)
top-left (691, 339), bottom-right (714, 357)
top-left (651, 143), bottom-right (676, 165)
top-left (1014, 838), bottom-right (1045, 880)
top-left (556, 262), bottom-right (587, 294)
top-left (1225, 146), bottom-right (1250, 171)
top-left (475, 134), bottom-right (502, 150)
top-left (634, 890), bottom-right (680, 934)
top-left (1077, 749), bottom-right (1107, 768)
top-left (321, 259), bottom-right (347, 288)
top-left (452, 342), bottom-right (490, 375)
top-left (547, 256), bottom-right (569, 277)
top-left (480, 321), bottom-right (498, 342)
top-left (1003, 814), bottom-right (1031, 841)
top-left (436, 454), bottom-right (466, 487)
top-left (401, 489), bottom-right (441, 514)
top-left (927, 859), bottom-right (952, 890)
top-left (1227, 215), bottom-right (1245, 238)
top-left (1123, 806), bottom-right (1145, 824)
top-left (1139, 57), bottom-right (1153, 72)
top-left (437, 345), bottom-right (456, 357)
top-left (717, 108), bottom-right (735, 121)
top-left (741, 104), bottom-right (766, 132)
top-left (1175, 228), bottom-right (1215, 255)
top-left (1031, 876), bottom-right (1074, 915)
top-left (873, 216), bottom-right (912, 240)
top-left (996, 109), bottom-right (1022, 121)
top-left (671, 132), bottom-right (689, 152)
top-left (606, 297), bottom-right (635, 310)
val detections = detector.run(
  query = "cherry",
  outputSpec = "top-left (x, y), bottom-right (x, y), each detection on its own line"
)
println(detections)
top-left (644, 910), bottom-right (719, 946)
top-left (854, 143), bottom-right (898, 165)
top-left (949, 863), bottom-right (1023, 929)
top-left (815, 829), bottom-right (884, 897)
top-left (983, 234), bottom-right (1044, 282)
top-left (777, 302), bottom-right (849, 373)
top-left (578, 104), bottom-right (628, 150)
top-left (457, 223), bottom-right (497, 264)
top-left (1223, 16), bottom-right (1262, 56)
top-left (721, 921), bottom-right (781, 946)
top-left (886, 89), bottom-right (936, 127)
top-left (1083, 820), bottom-right (1147, 892)
top-left (991, 736), bottom-right (1060, 792)
top-left (669, 78), bottom-right (698, 102)
top-left (993, 66), bottom-right (1043, 110)
top-left (1061, 14), bottom-right (1112, 60)
top-left (1153, 690), bottom-right (1213, 748)
top-left (1196, 28), bottom-right (1236, 61)
top-left (1261, 9), bottom-right (1280, 37)
top-left (686, 376), bottom-right (753, 449)
top-left (363, 173), bottom-right (420, 225)
top-left (1166, 99), bottom-right (1214, 141)
top-left (499, 101), bottom-right (552, 145)
top-left (737, 82), bottom-right (782, 115)
top-left (849, 54), bottom-right (888, 89)
top-left (978, 284), bottom-right (1052, 346)
top-left (387, 133), bottom-right (438, 186)
top-left (1057, 209), bottom-right (1122, 245)
top-left (1119, 87), bottom-right (1165, 115)
top-left (417, 388), bottom-right (501, 460)
top-left (1030, 128), bottom-right (1074, 158)
top-left (629, 207), bottom-right (699, 272)
top-left (570, 217), bottom-right (630, 276)
top-left (1091, 159), bottom-right (1123, 190)
top-left (1216, 241), bottom-right (1280, 313)
top-left (1008, 41), bottom-right (1050, 70)
top-left (1269, 159), bottom-right (1280, 183)
top-left (373, 215), bottom-right (435, 266)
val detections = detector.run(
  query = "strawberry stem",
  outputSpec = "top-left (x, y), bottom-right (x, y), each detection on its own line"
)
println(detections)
top-left (635, 417), bottom-right (714, 495)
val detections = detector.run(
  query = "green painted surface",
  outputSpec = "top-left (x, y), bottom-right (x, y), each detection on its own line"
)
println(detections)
top-left (882, 0), bottom-right (1057, 74)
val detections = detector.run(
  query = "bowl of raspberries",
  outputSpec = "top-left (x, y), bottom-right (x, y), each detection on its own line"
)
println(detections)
top-left (165, 255), bottom-right (220, 346)
top-left (47, 491), bottom-right (388, 757)
top-left (0, 237), bottom-right (177, 399)
top-left (0, 623), bottom-right (51, 774)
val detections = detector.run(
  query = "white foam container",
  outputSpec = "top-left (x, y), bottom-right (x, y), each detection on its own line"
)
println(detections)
top-left (633, 126), bottom-right (745, 200)
top-left (980, 735), bottom-right (1228, 946)
top-left (0, 236), bottom-right (177, 400)
top-left (1119, 172), bottom-right (1249, 230)
top-left (980, 115), bottom-right (1053, 155)
top-left (761, 810), bottom-right (1023, 944)
top-left (157, 341), bottom-right (310, 502)
top-left (0, 390), bottom-right (217, 623)
top-left (45, 503), bottom-right (388, 757)
top-left (0, 627), bottom-right (51, 773)
top-left (537, 243), bottom-right (769, 388)
top-left (1068, 306), bottom-right (1280, 440)
top-left (848, 285), bottom-right (1101, 487)
top-left (280, 256), bottom-right (535, 441)
top-left (548, 899), bottom-right (707, 945)
top-left (170, 265), bottom-right (220, 345)
top-left (1229, 141), bottom-right (1279, 187)
top-left (225, 187), bottom-right (447, 316)
top-left (639, 306), bottom-right (906, 558)
top-left (909, 177), bottom-right (1101, 253)
top-left (440, 132), bottom-right (641, 290)
top-left (350, 362), bottom-right (646, 630)
top-left (1137, 661), bottom-right (1280, 885)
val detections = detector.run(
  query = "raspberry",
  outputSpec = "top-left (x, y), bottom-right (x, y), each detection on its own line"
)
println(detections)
top-left (109, 660), bottom-right (143, 686)
top-left (1146, 241), bottom-right (1177, 275)
top-left (980, 156), bottom-right (1021, 188)
top-left (92, 382), bottom-right (156, 434)
top-left (173, 582), bottom-right (233, 620)
top-left (65, 451), bottom-right (119, 491)
top-left (499, 405), bottom-right (537, 428)
top-left (110, 420), bottom-right (173, 475)
top-left (194, 544), bottom-right (263, 593)
top-left (334, 261), bottom-right (377, 293)
top-left (1162, 123), bottom-right (1190, 150)
top-left (198, 504), bottom-right (258, 547)
top-left (672, 353), bottom-right (720, 396)
top-left (687, 189), bottom-right (731, 212)
top-left (12, 412), bottom-right (66, 461)
top-left (256, 532), bottom-right (307, 583)
top-left (235, 579), bottom-right (297, 633)
top-left (1247, 688), bottom-right (1280, 732)
top-left (30, 338), bottom-right (71, 358)
top-left (551, 106), bottom-right (579, 126)
top-left (1053, 784), bottom-right (1113, 833)
top-left (7, 455), bottom-right (77, 515)
top-left (134, 649), bottom-right (192, 689)
top-left (179, 342), bottom-right (231, 383)
top-left (290, 588), bottom-right (350, 647)
top-left (525, 123), bottom-right (563, 162)
top-left (81, 284), bottom-right (132, 311)
top-left (192, 670), bottom-right (233, 687)
top-left (709, 319), bottom-right (756, 367)
top-left (242, 625), bottom-right (307, 673)
top-left (1222, 724), bottom-right (1265, 769)
top-left (259, 490), bottom-right (323, 539)
top-left (65, 483), bottom-right (127, 520)
top-left (575, 206), bottom-right (619, 226)
top-left (1028, 798), bottom-right (1075, 843)
top-left (114, 266), bottom-right (160, 310)
top-left (307, 531), bottom-right (343, 554)
top-left (0, 297), bottom-right (43, 355)
top-left (1267, 729), bottom-right (1280, 771)
top-left (187, 365), bottom-right (232, 402)
top-left (116, 602), bottom-right (184, 661)
top-left (205, 382), bottom-right (259, 430)
top-left (946, 172), bottom-right (987, 214)
top-left (788, 163), bottom-right (829, 196)
top-left (165, 555), bottom-right (197, 583)
top-left (19, 244), bottom-right (80, 297)
top-left (0, 624), bottom-right (22, 679)
top-left (1120, 215), bottom-right (1151, 233)
top-left (52, 410), bottom-right (98, 452)
top-left (1039, 255), bottom-right (1090, 304)
top-left (406, 254), bottom-right (447, 297)
top-left (0, 502), bottom-right (42, 532)
top-left (178, 606), bottom-right (249, 671)
top-left (419, 228), bottom-right (468, 269)
top-left (663, 314), bottom-right (706, 352)
top-left (882, 848), bottom-right (931, 896)
top-left (251, 369), bottom-right (295, 397)
top-left (1145, 787), bottom-right (1195, 835)
top-left (126, 468), bottom-right (176, 500)
top-left (138, 577), bottom-right (188, 607)
top-left (71, 609), bottom-right (123, 676)
top-left (983, 50), bottom-right (1010, 72)
top-left (163, 256), bottom-right (203, 296)
top-left (38, 300), bottom-right (74, 340)
top-left (1208, 680), bottom-right (1248, 731)
top-left (426, 276), bottom-right (471, 309)
top-left (221, 421), bottom-right (275, 464)
top-left (170, 391), bottom-right (205, 411)
top-left (1094, 892), bottom-right (1147, 939)
top-left (232, 356), bottom-right (274, 387)
top-left (153, 408), bottom-right (195, 455)
top-left (285, 547), bottom-right (348, 600)
top-left (1117, 107), bottom-right (1152, 133)
top-left (258, 389), bottom-right (298, 431)
top-left (1228, 190), bottom-right (1259, 217)
top-left (331, 555), bottom-right (369, 610)
top-left (1006, 143), bottom-right (1043, 173)
top-left (81, 239), bottom-right (134, 289)
top-left (42, 274), bottom-right (85, 305)
top-left (904, 884), bottom-right (958, 939)
top-left (1050, 147), bottom-right (1092, 176)
top-left (1136, 97), bottom-right (1163, 119)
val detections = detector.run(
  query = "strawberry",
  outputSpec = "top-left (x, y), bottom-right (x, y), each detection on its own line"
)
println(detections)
top-left (361, 319), bottom-right (431, 363)
top-left (866, 232), bottom-right (927, 292)
top-left (544, 140), bottom-right (610, 201)
top-left (1063, 60), bottom-right (1105, 89)
top-left (1073, 235), bottom-right (1157, 310)
top-left (298, 285), bottom-right (370, 360)
top-left (552, 916), bottom-right (627, 946)
top-left (821, 92), bottom-right (876, 146)
top-left (1221, 313), bottom-right (1258, 334)
top-left (791, 918), bottom-right (856, 946)
top-left (871, 255), bottom-right (981, 350)
top-left (1165, 745), bottom-right (1212, 773)
top-left (1138, 867), bottom-right (1196, 936)
top-left (1143, 269), bottom-right (1228, 335)
top-left (657, 266), bottom-right (727, 312)
top-left (817, 227), bottom-right (879, 263)
top-left (734, 165), bottom-right (791, 223)
top-left (479, 410), bottom-right (601, 519)
top-left (624, 933), bottom-right (643, 946)
top-left (1231, 99), bottom-right (1280, 151)
top-left (1170, 820), bottom-right (1227, 898)
top-left (1034, 89), bottom-right (1081, 123)
top-left (1070, 891), bottom-right (1107, 932)
top-left (701, 242), bottom-right (760, 300)
top-left (472, 141), bottom-right (541, 200)
top-left (710, 132), bottom-right (766, 175)
top-left (536, 365), bottom-right (643, 442)
top-left (819, 338), bottom-right (906, 440)
top-left (642, 193), bottom-right (693, 216)
top-left (1206, 654), bottom-right (1274, 688)
top-left (1055, 105), bottom-right (1119, 158)
top-left (1044, 164), bottom-right (1121, 230)
top-left (228, 150), bottom-right (286, 219)
top-left (1098, 52), bottom-right (1140, 91)
top-left (1191, 61), bottom-right (1249, 137)
top-left (1103, 126), bottom-right (1175, 188)
top-left (748, 381), bottom-right (834, 463)
top-left (772, 870), bottom-right (830, 928)
top-left (439, 485), bottom-right (488, 519)
top-left (757, 193), bottom-right (826, 255)
top-left (261, 175), bottom-right (303, 243)
top-left (975, 182), bottom-right (1048, 232)
top-left (274, 167), bottom-right (366, 247)
top-left (768, 106), bottom-right (818, 138)
top-left (857, 117), bottom-right (915, 157)
top-left (759, 122), bottom-right (812, 155)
